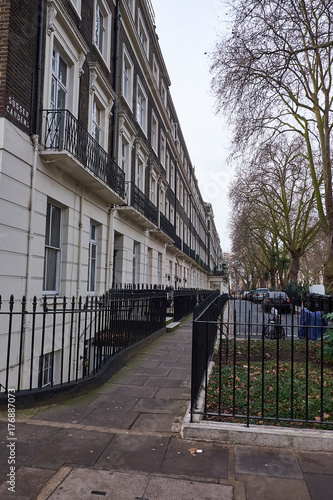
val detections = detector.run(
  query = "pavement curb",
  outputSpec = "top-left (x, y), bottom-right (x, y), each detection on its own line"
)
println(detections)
top-left (182, 404), bottom-right (333, 452)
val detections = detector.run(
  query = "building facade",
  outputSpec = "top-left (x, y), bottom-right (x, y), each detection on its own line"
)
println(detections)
top-left (0, 0), bottom-right (224, 303)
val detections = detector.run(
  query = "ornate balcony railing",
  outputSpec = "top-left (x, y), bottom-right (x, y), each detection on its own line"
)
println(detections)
top-left (128, 182), bottom-right (158, 226)
top-left (43, 109), bottom-right (125, 199)
top-left (160, 213), bottom-right (175, 239)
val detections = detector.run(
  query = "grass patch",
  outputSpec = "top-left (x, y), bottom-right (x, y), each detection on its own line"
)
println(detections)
top-left (205, 339), bottom-right (333, 429)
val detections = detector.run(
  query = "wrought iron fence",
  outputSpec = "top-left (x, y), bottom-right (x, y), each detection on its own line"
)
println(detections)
top-left (191, 295), bottom-right (333, 429)
top-left (0, 290), bottom-right (167, 396)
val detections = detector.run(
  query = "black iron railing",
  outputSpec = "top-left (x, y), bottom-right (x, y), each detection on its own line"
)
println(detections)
top-left (0, 291), bottom-right (166, 396)
top-left (191, 295), bottom-right (333, 429)
top-left (174, 235), bottom-right (182, 250)
top-left (160, 212), bottom-right (175, 239)
top-left (43, 109), bottom-right (125, 199)
top-left (128, 182), bottom-right (158, 226)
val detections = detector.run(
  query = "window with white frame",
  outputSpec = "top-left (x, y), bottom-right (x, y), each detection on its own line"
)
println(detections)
top-left (170, 161), bottom-right (175, 191)
top-left (176, 214), bottom-right (179, 235)
top-left (165, 199), bottom-right (169, 219)
top-left (51, 48), bottom-right (68, 111)
top-left (87, 223), bottom-right (98, 293)
top-left (153, 56), bottom-right (159, 84)
top-left (136, 156), bottom-right (144, 191)
top-left (120, 135), bottom-right (129, 173)
top-left (166, 151), bottom-right (170, 181)
top-left (43, 201), bottom-right (62, 294)
top-left (159, 188), bottom-right (165, 214)
top-left (138, 11), bottom-right (149, 56)
top-left (170, 206), bottom-right (174, 225)
top-left (93, 0), bottom-right (112, 68)
top-left (160, 130), bottom-right (166, 167)
top-left (122, 46), bottom-right (134, 108)
top-left (176, 174), bottom-right (180, 200)
top-left (92, 99), bottom-right (102, 144)
top-left (88, 63), bottom-right (113, 157)
top-left (150, 175), bottom-right (157, 205)
top-left (39, 352), bottom-right (54, 388)
top-left (151, 111), bottom-right (158, 153)
top-left (136, 79), bottom-right (147, 133)
top-left (49, 48), bottom-right (68, 148)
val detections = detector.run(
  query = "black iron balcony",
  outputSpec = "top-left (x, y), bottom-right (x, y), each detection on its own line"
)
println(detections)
top-left (174, 235), bottom-right (182, 251)
top-left (183, 241), bottom-right (190, 256)
top-left (160, 213), bottom-right (175, 239)
top-left (42, 109), bottom-right (125, 199)
top-left (128, 182), bottom-right (158, 226)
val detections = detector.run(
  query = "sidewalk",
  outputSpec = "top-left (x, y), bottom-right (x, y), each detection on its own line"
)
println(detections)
top-left (0, 316), bottom-right (332, 499)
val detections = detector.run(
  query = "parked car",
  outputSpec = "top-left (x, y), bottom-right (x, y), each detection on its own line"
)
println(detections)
top-left (248, 290), bottom-right (256, 301)
top-left (262, 291), bottom-right (291, 313)
top-left (242, 291), bottom-right (250, 300)
top-left (252, 288), bottom-right (270, 303)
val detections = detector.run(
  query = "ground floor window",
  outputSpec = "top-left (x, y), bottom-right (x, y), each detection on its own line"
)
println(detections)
top-left (39, 352), bottom-right (54, 388)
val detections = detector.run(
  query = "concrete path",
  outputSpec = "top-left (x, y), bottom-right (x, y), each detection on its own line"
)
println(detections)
top-left (0, 317), bottom-right (333, 499)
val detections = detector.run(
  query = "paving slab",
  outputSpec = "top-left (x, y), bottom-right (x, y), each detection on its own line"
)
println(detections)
top-left (85, 394), bottom-right (140, 411)
top-left (235, 444), bottom-right (303, 479)
top-left (168, 367), bottom-right (190, 379)
top-left (96, 434), bottom-right (170, 472)
top-left (47, 468), bottom-right (149, 500)
top-left (160, 437), bottom-right (229, 478)
top-left (28, 428), bottom-right (113, 469)
top-left (154, 386), bottom-right (190, 400)
top-left (144, 476), bottom-right (233, 500)
top-left (144, 376), bottom-right (184, 388)
top-left (31, 405), bottom-right (93, 424)
top-left (108, 384), bottom-right (158, 398)
top-left (129, 413), bottom-right (181, 433)
top-left (108, 374), bottom-right (149, 386)
top-left (0, 466), bottom-right (55, 500)
top-left (303, 473), bottom-right (333, 500)
top-left (131, 397), bottom-right (187, 415)
top-left (79, 408), bottom-right (140, 429)
top-left (236, 474), bottom-right (311, 500)
top-left (133, 366), bottom-right (171, 376)
top-left (296, 449), bottom-right (333, 474)
top-left (0, 423), bottom-right (59, 479)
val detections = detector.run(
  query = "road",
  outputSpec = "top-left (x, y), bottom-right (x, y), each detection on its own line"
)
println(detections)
top-left (228, 299), bottom-right (300, 339)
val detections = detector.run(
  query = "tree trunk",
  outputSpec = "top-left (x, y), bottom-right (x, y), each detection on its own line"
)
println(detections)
top-left (289, 251), bottom-right (301, 282)
top-left (324, 234), bottom-right (333, 291)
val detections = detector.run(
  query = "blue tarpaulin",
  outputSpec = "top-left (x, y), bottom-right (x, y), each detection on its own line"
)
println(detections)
top-left (299, 308), bottom-right (327, 340)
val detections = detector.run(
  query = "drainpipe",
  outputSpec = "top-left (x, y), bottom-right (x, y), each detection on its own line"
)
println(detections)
top-left (111, 0), bottom-right (121, 162)
top-left (76, 188), bottom-right (84, 301)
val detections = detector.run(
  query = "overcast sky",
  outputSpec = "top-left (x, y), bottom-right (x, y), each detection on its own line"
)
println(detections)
top-left (152, 0), bottom-right (233, 251)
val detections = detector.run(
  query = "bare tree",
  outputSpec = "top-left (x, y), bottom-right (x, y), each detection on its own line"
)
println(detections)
top-left (211, 0), bottom-right (333, 287)
top-left (229, 136), bottom-right (320, 282)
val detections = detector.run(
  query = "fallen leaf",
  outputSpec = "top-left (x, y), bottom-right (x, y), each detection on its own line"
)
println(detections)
top-left (188, 448), bottom-right (197, 455)
top-left (315, 416), bottom-right (321, 422)
top-left (324, 413), bottom-right (330, 419)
